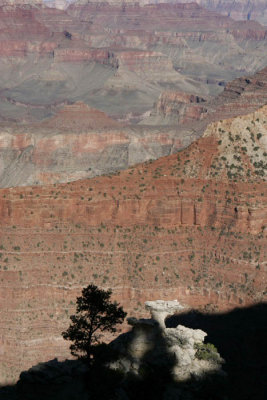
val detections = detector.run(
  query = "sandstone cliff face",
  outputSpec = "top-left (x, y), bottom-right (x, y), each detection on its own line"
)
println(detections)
top-left (0, 107), bottom-right (266, 383)
top-left (148, 90), bottom-right (208, 125)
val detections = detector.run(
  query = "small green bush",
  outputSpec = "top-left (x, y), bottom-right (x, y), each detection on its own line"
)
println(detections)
top-left (194, 342), bottom-right (221, 363)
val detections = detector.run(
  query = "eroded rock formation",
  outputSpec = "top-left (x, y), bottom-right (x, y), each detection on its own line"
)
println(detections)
top-left (14, 300), bottom-right (224, 400)
top-left (0, 106), bottom-right (266, 383)
top-left (110, 300), bottom-right (223, 382)
top-left (146, 65), bottom-right (267, 127)
top-left (1, 1), bottom-right (267, 126)
top-left (2, 65), bottom-right (267, 188)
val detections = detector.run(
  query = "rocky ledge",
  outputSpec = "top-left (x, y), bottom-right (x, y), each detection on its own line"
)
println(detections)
top-left (16, 300), bottom-right (224, 400)
top-left (110, 300), bottom-right (224, 382)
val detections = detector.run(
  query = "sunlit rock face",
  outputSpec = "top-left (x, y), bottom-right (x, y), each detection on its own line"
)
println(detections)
top-left (145, 300), bottom-right (185, 327)
top-left (0, 105), bottom-right (266, 383)
top-left (2, 66), bottom-right (267, 189)
top-left (1, 2), bottom-right (267, 189)
top-left (109, 300), bottom-right (224, 381)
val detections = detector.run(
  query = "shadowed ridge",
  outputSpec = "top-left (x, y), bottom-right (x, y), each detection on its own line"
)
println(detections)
top-left (166, 302), bottom-right (267, 400)
top-left (0, 385), bottom-right (17, 400)
top-left (4, 302), bottom-right (266, 399)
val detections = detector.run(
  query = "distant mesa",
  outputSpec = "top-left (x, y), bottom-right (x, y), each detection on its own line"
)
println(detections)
top-left (65, 0), bottom-right (267, 25)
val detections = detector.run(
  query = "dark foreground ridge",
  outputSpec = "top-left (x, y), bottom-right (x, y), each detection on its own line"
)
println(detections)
top-left (166, 302), bottom-right (267, 400)
top-left (0, 302), bottom-right (266, 400)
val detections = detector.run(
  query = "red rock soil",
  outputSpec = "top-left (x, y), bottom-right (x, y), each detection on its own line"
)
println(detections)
top-left (0, 106), bottom-right (266, 383)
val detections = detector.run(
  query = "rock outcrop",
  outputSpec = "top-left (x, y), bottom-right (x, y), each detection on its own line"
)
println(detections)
top-left (145, 65), bottom-right (267, 128)
top-left (147, 90), bottom-right (208, 126)
top-left (145, 299), bottom-right (184, 327)
top-left (15, 300), bottom-right (224, 400)
top-left (17, 359), bottom-right (88, 400)
top-left (110, 300), bottom-right (224, 382)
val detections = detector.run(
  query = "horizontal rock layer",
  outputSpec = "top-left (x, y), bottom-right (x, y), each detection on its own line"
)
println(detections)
top-left (2, 65), bottom-right (267, 189)
top-left (147, 66), bottom-right (267, 127)
top-left (73, 0), bottom-right (267, 26)
top-left (0, 109), bottom-right (184, 188)
top-left (1, 1), bottom-right (267, 128)
top-left (0, 107), bottom-right (266, 383)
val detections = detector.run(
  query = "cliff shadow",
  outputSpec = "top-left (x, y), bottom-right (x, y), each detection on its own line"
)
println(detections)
top-left (166, 302), bottom-right (267, 400)
top-left (114, 320), bottom-right (178, 400)
top-left (0, 385), bottom-right (17, 400)
top-left (104, 311), bottom-right (227, 400)
top-left (3, 302), bottom-right (267, 400)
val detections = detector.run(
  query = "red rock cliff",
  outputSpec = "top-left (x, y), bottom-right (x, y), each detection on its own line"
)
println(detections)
top-left (0, 106), bottom-right (266, 383)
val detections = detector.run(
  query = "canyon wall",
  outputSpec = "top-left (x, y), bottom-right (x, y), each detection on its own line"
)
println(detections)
top-left (76, 1), bottom-right (267, 25)
top-left (1, 2), bottom-right (267, 127)
top-left (0, 107), bottom-right (266, 383)
top-left (0, 102), bottom-right (185, 188)
top-left (145, 66), bottom-right (267, 127)
top-left (186, 0), bottom-right (267, 26)
top-left (2, 65), bottom-right (267, 188)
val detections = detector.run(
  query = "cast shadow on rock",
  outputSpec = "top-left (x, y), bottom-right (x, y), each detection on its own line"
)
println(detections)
top-left (104, 305), bottom-right (226, 400)
top-left (166, 302), bottom-right (267, 400)
top-left (1, 302), bottom-right (266, 400)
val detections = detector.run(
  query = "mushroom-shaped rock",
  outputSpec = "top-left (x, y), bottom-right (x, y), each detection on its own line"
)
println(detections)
top-left (109, 300), bottom-right (224, 383)
top-left (145, 300), bottom-right (184, 327)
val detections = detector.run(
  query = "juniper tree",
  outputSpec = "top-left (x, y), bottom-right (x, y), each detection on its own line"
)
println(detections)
top-left (62, 284), bottom-right (126, 361)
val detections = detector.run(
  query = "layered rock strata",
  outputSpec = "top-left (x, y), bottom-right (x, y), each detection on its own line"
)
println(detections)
top-left (146, 66), bottom-right (267, 128)
top-left (180, 0), bottom-right (267, 26)
top-left (2, 65), bottom-right (267, 189)
top-left (76, 1), bottom-right (267, 26)
top-left (0, 106), bottom-right (266, 383)
top-left (0, 106), bottom-right (184, 188)
top-left (1, 2), bottom-right (267, 127)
